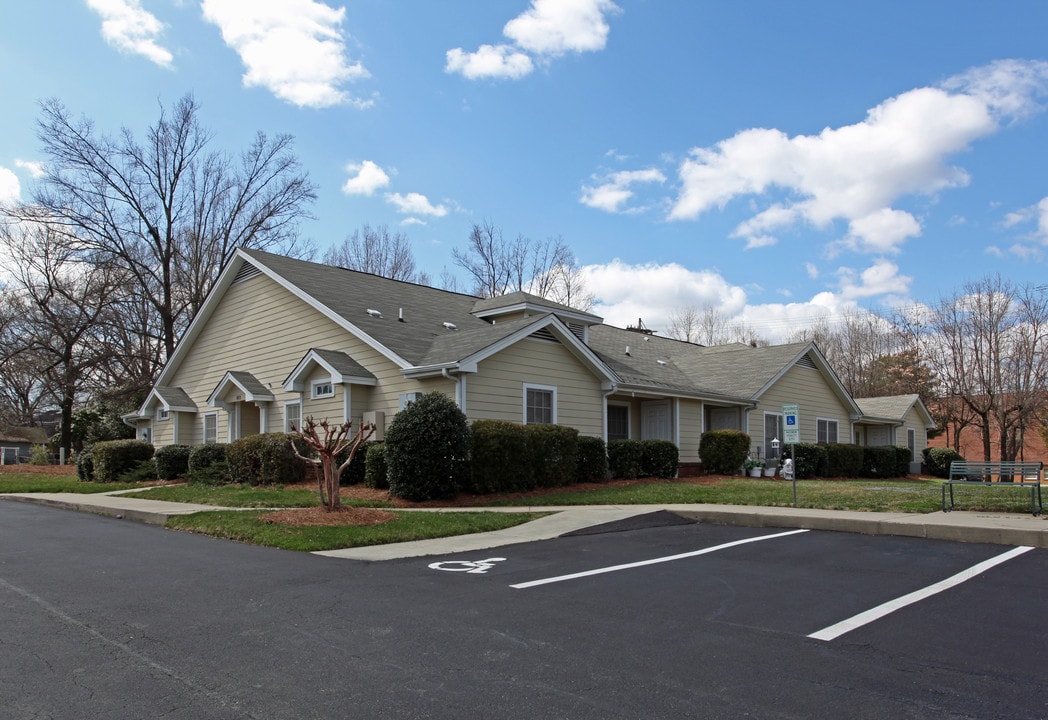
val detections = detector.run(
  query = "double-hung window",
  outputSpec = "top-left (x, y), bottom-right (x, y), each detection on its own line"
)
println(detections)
top-left (608, 404), bottom-right (629, 441)
top-left (203, 413), bottom-right (218, 444)
top-left (524, 384), bottom-right (556, 425)
top-left (285, 401), bottom-right (302, 433)
top-left (817, 418), bottom-right (838, 444)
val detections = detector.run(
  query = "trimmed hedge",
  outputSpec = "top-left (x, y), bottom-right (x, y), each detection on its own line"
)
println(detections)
top-left (77, 446), bottom-right (94, 481)
top-left (363, 442), bottom-right (388, 489)
top-left (782, 443), bottom-right (829, 479)
top-left (469, 419), bottom-right (532, 494)
top-left (386, 392), bottom-right (470, 502)
top-left (337, 440), bottom-right (376, 486)
top-left (91, 439), bottom-right (155, 483)
top-left (226, 433), bottom-right (306, 486)
top-left (825, 443), bottom-right (864, 478)
top-left (861, 445), bottom-right (898, 479)
top-left (525, 424), bottom-right (579, 488)
top-left (894, 446), bottom-right (913, 477)
top-left (699, 430), bottom-right (750, 475)
top-left (608, 439), bottom-right (645, 479)
top-left (187, 443), bottom-right (229, 485)
top-left (576, 436), bottom-right (609, 483)
top-left (154, 445), bottom-right (191, 481)
top-left (923, 446), bottom-right (964, 479)
top-left (641, 439), bottom-right (679, 478)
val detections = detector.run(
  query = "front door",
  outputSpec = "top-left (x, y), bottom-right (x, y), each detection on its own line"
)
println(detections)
top-left (642, 401), bottom-right (671, 441)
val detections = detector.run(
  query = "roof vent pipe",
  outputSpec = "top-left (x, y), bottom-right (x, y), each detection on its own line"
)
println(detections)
top-left (625, 345), bottom-right (631, 356)
top-left (398, 308), bottom-right (404, 322)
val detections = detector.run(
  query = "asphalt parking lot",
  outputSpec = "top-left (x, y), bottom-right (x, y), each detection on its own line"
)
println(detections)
top-left (2, 502), bottom-right (1045, 719)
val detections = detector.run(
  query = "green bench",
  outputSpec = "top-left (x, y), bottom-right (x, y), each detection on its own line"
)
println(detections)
top-left (943, 460), bottom-right (1043, 515)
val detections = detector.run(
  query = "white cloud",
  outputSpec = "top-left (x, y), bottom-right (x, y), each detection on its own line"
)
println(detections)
top-left (667, 59), bottom-right (1048, 255)
top-left (341, 160), bottom-right (390, 196)
top-left (385, 192), bottom-right (448, 218)
top-left (835, 259), bottom-right (912, 301)
top-left (86, 0), bottom-right (173, 67)
top-left (446, 0), bottom-right (619, 80)
top-left (445, 45), bottom-right (533, 81)
top-left (14, 159), bottom-right (45, 179)
top-left (0, 166), bottom-right (21, 205)
top-left (504, 0), bottom-right (619, 56)
top-left (580, 168), bottom-right (666, 213)
top-left (201, 0), bottom-right (370, 109)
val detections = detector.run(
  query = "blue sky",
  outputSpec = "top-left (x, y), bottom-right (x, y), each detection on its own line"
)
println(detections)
top-left (3, 1), bottom-right (1048, 341)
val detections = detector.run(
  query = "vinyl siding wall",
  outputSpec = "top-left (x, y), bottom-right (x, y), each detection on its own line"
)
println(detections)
top-left (750, 361), bottom-right (854, 448)
top-left (467, 337), bottom-right (604, 436)
top-left (677, 399), bottom-right (704, 463)
top-left (162, 272), bottom-right (422, 446)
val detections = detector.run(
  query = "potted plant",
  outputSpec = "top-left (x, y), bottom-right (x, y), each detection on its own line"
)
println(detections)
top-left (743, 457), bottom-right (764, 477)
top-left (764, 462), bottom-right (777, 477)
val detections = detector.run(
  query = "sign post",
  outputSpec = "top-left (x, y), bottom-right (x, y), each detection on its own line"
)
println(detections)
top-left (782, 404), bottom-right (800, 505)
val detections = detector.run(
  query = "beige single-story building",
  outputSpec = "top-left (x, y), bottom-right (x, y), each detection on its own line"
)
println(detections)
top-left (126, 248), bottom-right (928, 472)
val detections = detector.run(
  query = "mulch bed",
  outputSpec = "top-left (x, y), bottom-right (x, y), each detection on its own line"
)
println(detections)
top-left (0, 464), bottom-right (78, 475)
top-left (259, 506), bottom-right (398, 527)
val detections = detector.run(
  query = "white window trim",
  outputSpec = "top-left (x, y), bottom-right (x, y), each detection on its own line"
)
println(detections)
top-left (284, 400), bottom-right (302, 434)
top-left (156, 408), bottom-right (170, 421)
top-left (523, 383), bottom-right (557, 425)
top-left (203, 412), bottom-right (218, 444)
top-left (763, 411), bottom-right (784, 458)
top-left (816, 417), bottom-right (839, 444)
top-left (311, 380), bottom-right (334, 399)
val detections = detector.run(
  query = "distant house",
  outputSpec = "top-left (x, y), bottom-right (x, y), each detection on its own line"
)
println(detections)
top-left (0, 426), bottom-right (49, 465)
top-left (854, 394), bottom-right (937, 473)
top-left (125, 249), bottom-right (930, 474)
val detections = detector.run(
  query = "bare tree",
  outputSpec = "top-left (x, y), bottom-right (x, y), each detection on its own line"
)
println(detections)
top-left (323, 224), bottom-right (430, 284)
top-left (0, 220), bottom-right (122, 457)
top-left (290, 416), bottom-right (375, 511)
top-left (452, 222), bottom-right (592, 308)
top-left (9, 94), bottom-right (316, 369)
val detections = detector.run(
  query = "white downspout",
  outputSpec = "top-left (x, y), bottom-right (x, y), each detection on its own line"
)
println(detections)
top-left (442, 368), bottom-right (464, 411)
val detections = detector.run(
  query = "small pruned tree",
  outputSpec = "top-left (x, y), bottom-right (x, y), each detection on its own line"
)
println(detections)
top-left (291, 416), bottom-right (375, 511)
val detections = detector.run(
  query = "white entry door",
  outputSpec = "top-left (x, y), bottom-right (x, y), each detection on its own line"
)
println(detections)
top-left (641, 401), bottom-right (671, 441)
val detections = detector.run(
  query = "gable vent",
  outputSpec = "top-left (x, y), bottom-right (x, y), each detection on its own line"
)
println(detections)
top-left (566, 322), bottom-right (586, 341)
top-left (795, 353), bottom-right (817, 370)
top-left (529, 328), bottom-right (557, 343)
top-left (233, 262), bottom-right (261, 284)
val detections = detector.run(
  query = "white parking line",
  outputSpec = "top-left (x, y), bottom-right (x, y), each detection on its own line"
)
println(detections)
top-left (809, 545), bottom-right (1035, 642)
top-left (510, 528), bottom-right (810, 589)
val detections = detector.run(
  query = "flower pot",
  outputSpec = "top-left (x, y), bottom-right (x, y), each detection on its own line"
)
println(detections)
top-left (749, 467), bottom-right (762, 477)
top-left (764, 467), bottom-right (777, 477)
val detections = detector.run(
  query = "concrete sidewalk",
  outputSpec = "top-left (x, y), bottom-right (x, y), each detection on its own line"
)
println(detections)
top-left (2, 491), bottom-right (1046, 560)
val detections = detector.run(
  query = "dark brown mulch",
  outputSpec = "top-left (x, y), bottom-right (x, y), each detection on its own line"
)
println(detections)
top-left (0, 464), bottom-right (78, 475)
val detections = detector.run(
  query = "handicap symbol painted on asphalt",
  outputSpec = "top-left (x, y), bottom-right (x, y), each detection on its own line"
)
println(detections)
top-left (428, 557), bottom-right (506, 574)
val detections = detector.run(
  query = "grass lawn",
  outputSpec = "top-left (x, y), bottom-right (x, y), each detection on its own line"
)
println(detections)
top-left (130, 483), bottom-right (395, 508)
top-left (0, 472), bottom-right (147, 494)
top-left (487, 477), bottom-right (1041, 514)
top-left (165, 510), bottom-right (542, 552)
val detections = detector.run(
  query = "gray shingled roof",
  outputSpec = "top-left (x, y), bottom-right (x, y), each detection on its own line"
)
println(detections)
top-left (152, 386), bottom-right (197, 410)
top-left (310, 349), bottom-right (375, 380)
top-left (855, 394), bottom-right (920, 421)
top-left (240, 249), bottom-right (832, 404)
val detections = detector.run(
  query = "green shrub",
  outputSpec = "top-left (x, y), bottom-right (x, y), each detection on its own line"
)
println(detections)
top-left (226, 433), bottom-right (306, 486)
top-left (29, 445), bottom-right (52, 465)
top-left (861, 445), bottom-right (898, 479)
top-left (608, 439), bottom-right (645, 479)
top-left (576, 436), bottom-right (609, 483)
top-left (469, 420), bottom-right (532, 494)
top-left (894, 446), bottom-right (913, 477)
top-left (154, 445), bottom-right (191, 481)
top-left (336, 439), bottom-right (376, 486)
top-left (363, 442), bottom-right (388, 489)
top-left (699, 430), bottom-right (750, 475)
top-left (641, 439), bottom-right (679, 478)
top-left (187, 443), bottom-right (229, 485)
top-left (386, 392), bottom-right (471, 502)
top-left (525, 424), bottom-right (579, 488)
top-left (923, 446), bottom-right (964, 478)
top-left (91, 439), bottom-right (155, 483)
top-left (117, 458), bottom-right (158, 483)
top-left (77, 446), bottom-right (94, 481)
top-left (824, 443), bottom-right (864, 477)
top-left (782, 443), bottom-right (828, 479)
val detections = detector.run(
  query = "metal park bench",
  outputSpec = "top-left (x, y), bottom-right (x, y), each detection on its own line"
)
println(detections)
top-left (942, 460), bottom-right (1043, 515)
